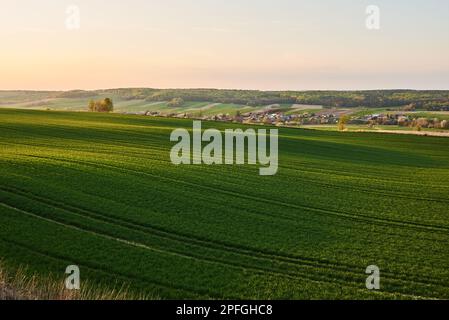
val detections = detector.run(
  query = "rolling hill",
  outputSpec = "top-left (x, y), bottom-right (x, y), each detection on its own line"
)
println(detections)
top-left (1, 109), bottom-right (449, 299)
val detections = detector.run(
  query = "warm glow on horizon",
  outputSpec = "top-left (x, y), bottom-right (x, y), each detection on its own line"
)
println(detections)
top-left (1, 0), bottom-right (448, 91)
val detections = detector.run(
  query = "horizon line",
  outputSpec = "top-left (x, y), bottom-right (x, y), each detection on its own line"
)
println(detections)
top-left (1, 87), bottom-right (449, 93)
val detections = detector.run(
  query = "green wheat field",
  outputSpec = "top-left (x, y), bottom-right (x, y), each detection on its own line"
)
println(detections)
top-left (1, 108), bottom-right (449, 299)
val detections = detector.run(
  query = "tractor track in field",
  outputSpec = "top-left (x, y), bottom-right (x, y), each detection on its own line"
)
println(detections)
top-left (2, 187), bottom-right (449, 293)
top-left (18, 142), bottom-right (449, 204)
top-left (6, 162), bottom-right (447, 250)
top-left (22, 154), bottom-right (449, 235)
top-left (6, 135), bottom-right (449, 192)
top-left (0, 201), bottom-right (443, 300)
top-left (5, 140), bottom-right (449, 204)
top-left (280, 173), bottom-right (449, 204)
top-left (4, 167), bottom-right (448, 248)
top-left (4, 151), bottom-right (448, 215)
top-left (1, 189), bottom-right (366, 281)
top-left (0, 201), bottom-right (376, 296)
top-left (283, 160), bottom-right (449, 189)
top-left (2, 236), bottom-right (434, 301)
top-left (282, 159), bottom-right (449, 185)
top-left (6, 155), bottom-right (449, 245)
top-left (0, 236), bottom-right (209, 299)
top-left (7, 166), bottom-right (449, 248)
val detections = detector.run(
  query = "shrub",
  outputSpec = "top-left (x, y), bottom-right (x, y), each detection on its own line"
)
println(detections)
top-left (167, 98), bottom-right (184, 108)
top-left (416, 118), bottom-right (429, 128)
top-left (338, 115), bottom-right (350, 131)
top-left (88, 98), bottom-right (114, 113)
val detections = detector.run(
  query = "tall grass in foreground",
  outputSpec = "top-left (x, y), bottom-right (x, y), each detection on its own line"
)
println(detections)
top-left (0, 262), bottom-right (155, 300)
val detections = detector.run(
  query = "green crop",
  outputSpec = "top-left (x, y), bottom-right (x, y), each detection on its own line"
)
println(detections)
top-left (1, 109), bottom-right (449, 299)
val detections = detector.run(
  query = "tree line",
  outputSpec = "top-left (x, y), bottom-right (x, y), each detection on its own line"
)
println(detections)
top-left (22, 88), bottom-right (448, 110)
top-left (102, 88), bottom-right (448, 110)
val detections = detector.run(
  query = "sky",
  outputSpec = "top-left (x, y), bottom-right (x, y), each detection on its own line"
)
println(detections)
top-left (0, 0), bottom-right (448, 91)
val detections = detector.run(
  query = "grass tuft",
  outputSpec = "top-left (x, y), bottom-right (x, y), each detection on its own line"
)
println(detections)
top-left (0, 261), bottom-right (154, 300)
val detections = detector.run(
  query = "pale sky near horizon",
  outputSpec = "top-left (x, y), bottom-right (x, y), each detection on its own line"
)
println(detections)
top-left (0, 0), bottom-right (448, 91)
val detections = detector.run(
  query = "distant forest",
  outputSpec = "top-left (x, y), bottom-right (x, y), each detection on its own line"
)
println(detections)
top-left (92, 88), bottom-right (449, 110)
top-left (5, 88), bottom-right (449, 110)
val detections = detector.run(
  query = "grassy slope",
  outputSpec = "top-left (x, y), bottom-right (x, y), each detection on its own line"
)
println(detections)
top-left (1, 109), bottom-right (449, 299)
top-left (0, 92), bottom-right (283, 115)
top-left (0, 98), bottom-right (254, 116)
